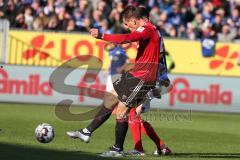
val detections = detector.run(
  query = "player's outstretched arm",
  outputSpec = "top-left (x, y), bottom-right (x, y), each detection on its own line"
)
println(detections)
top-left (90, 27), bottom-right (153, 44)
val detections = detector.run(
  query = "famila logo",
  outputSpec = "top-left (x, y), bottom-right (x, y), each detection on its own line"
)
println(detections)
top-left (169, 78), bottom-right (232, 106)
top-left (0, 69), bottom-right (52, 95)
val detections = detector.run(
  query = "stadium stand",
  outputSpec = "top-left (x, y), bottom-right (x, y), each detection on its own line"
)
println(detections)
top-left (0, 0), bottom-right (239, 42)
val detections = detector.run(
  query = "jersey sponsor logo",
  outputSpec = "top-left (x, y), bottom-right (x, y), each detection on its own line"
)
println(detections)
top-left (136, 27), bottom-right (145, 32)
top-left (169, 78), bottom-right (232, 106)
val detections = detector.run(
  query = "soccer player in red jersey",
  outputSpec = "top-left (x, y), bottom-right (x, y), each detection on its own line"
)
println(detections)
top-left (67, 6), bottom-right (170, 157)
top-left (125, 6), bottom-right (172, 156)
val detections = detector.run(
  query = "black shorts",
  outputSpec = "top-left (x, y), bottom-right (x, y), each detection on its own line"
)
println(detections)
top-left (112, 72), bottom-right (155, 107)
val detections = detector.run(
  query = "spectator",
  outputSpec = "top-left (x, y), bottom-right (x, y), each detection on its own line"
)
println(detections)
top-left (212, 14), bottom-right (223, 34)
top-left (65, 0), bottom-right (75, 15)
top-left (167, 24), bottom-right (177, 38)
top-left (100, 19), bottom-right (112, 34)
top-left (78, 0), bottom-right (92, 18)
top-left (177, 24), bottom-right (185, 38)
top-left (97, 0), bottom-right (112, 19)
top-left (218, 24), bottom-right (237, 42)
top-left (227, 6), bottom-right (240, 28)
top-left (13, 13), bottom-right (27, 29)
top-left (185, 23), bottom-right (196, 40)
top-left (114, 0), bottom-right (125, 13)
top-left (0, 0), bottom-right (5, 18)
top-left (5, 0), bottom-right (19, 27)
top-left (55, 0), bottom-right (65, 15)
top-left (57, 6), bottom-right (71, 30)
top-left (191, 12), bottom-right (204, 38)
top-left (201, 2), bottom-right (214, 22)
top-left (215, 7), bottom-right (226, 23)
top-left (167, 4), bottom-right (182, 28)
top-left (187, 0), bottom-right (199, 15)
top-left (65, 18), bottom-right (77, 32)
top-left (31, 0), bottom-right (42, 16)
top-left (3, 0), bottom-right (238, 43)
top-left (43, 0), bottom-right (55, 16)
top-left (149, 5), bottom-right (160, 25)
top-left (13, 0), bottom-right (25, 14)
top-left (24, 6), bottom-right (34, 29)
top-left (158, 0), bottom-right (172, 12)
top-left (200, 22), bottom-right (217, 57)
top-left (180, 7), bottom-right (194, 25)
top-left (82, 18), bottom-right (91, 32)
top-left (201, 21), bottom-right (217, 40)
top-left (73, 8), bottom-right (85, 30)
top-left (47, 14), bottom-right (59, 31)
top-left (109, 8), bottom-right (124, 33)
top-left (156, 12), bottom-right (168, 37)
top-left (38, 9), bottom-right (49, 29)
top-left (32, 17), bottom-right (44, 30)
top-left (91, 9), bottom-right (102, 29)
top-left (234, 28), bottom-right (240, 43)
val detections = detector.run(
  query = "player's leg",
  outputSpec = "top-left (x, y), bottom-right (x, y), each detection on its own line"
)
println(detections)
top-left (110, 75), bottom-right (148, 152)
top-left (141, 120), bottom-right (165, 148)
top-left (114, 102), bottom-right (129, 149)
top-left (86, 74), bottom-right (120, 134)
top-left (101, 73), bottom-right (155, 157)
top-left (86, 91), bottom-right (118, 132)
top-left (127, 107), bottom-right (145, 156)
top-left (101, 73), bottom-right (137, 155)
top-left (126, 88), bottom-right (152, 155)
top-left (100, 102), bottom-right (129, 157)
top-left (66, 90), bottom-right (119, 142)
top-left (141, 121), bottom-right (172, 155)
top-left (67, 74), bottom-right (121, 142)
top-left (140, 96), bottom-right (172, 155)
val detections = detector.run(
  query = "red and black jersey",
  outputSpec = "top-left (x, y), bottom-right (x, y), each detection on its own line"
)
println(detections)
top-left (102, 22), bottom-right (162, 83)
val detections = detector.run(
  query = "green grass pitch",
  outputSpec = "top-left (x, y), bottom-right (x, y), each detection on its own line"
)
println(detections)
top-left (0, 103), bottom-right (240, 160)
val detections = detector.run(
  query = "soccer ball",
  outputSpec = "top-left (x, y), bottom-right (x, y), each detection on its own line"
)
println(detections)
top-left (35, 123), bottom-right (55, 143)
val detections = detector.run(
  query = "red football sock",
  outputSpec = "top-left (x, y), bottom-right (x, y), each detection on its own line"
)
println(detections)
top-left (128, 108), bottom-right (144, 152)
top-left (141, 120), bottom-right (165, 150)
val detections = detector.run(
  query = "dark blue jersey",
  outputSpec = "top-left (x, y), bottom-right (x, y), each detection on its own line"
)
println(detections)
top-left (158, 59), bottom-right (168, 82)
top-left (109, 46), bottom-right (128, 75)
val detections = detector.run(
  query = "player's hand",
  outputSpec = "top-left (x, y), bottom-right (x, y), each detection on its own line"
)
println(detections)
top-left (136, 105), bottom-right (142, 116)
top-left (90, 28), bottom-right (99, 38)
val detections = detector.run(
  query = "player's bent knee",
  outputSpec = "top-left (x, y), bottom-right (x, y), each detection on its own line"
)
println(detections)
top-left (103, 92), bottom-right (118, 109)
top-left (116, 103), bottom-right (128, 119)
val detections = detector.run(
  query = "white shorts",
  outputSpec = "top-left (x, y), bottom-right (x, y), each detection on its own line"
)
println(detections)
top-left (106, 75), bottom-right (114, 92)
top-left (106, 74), bottom-right (122, 93)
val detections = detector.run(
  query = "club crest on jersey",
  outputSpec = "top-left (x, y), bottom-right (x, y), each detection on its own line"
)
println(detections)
top-left (136, 27), bottom-right (145, 32)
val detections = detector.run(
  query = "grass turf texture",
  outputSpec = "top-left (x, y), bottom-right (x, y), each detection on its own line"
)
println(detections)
top-left (0, 103), bottom-right (240, 160)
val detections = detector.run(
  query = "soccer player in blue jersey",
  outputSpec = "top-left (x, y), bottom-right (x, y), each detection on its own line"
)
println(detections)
top-left (106, 45), bottom-right (129, 93)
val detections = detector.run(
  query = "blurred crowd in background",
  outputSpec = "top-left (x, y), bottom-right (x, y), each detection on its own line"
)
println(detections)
top-left (0, 0), bottom-right (239, 42)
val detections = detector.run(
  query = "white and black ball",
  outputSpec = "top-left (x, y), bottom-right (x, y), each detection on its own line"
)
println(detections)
top-left (35, 123), bottom-right (55, 143)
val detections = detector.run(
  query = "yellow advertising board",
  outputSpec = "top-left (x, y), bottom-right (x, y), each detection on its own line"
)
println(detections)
top-left (7, 30), bottom-right (240, 77)
top-left (165, 39), bottom-right (240, 77)
top-left (7, 31), bottom-right (137, 69)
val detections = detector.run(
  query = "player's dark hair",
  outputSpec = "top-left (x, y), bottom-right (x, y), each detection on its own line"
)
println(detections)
top-left (121, 6), bottom-right (149, 20)
top-left (122, 6), bottom-right (139, 19)
top-left (137, 6), bottom-right (149, 19)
